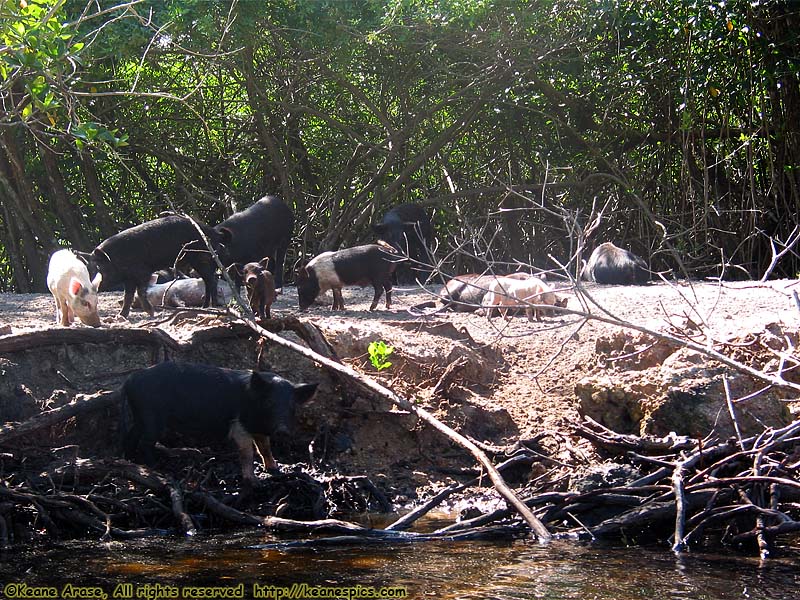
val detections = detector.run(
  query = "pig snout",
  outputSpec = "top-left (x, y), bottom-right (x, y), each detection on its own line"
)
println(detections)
top-left (269, 426), bottom-right (292, 453)
top-left (78, 309), bottom-right (101, 327)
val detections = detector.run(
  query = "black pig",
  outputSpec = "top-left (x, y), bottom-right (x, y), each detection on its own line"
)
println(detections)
top-left (215, 196), bottom-right (294, 292)
top-left (372, 203), bottom-right (434, 283)
top-left (242, 259), bottom-right (276, 321)
top-left (85, 215), bottom-right (231, 317)
top-left (121, 362), bottom-right (318, 484)
top-left (296, 244), bottom-right (398, 311)
top-left (582, 242), bottom-right (649, 285)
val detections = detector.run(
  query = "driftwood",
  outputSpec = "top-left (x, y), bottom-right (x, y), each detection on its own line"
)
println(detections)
top-left (0, 391), bottom-right (119, 445)
top-left (0, 456), bottom-right (397, 541)
top-left (385, 452), bottom-right (535, 532)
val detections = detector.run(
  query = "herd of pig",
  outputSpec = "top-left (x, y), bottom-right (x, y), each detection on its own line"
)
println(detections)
top-left (40, 196), bottom-right (649, 484)
top-left (46, 195), bottom-right (650, 329)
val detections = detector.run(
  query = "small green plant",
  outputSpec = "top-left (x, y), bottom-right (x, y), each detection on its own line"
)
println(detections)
top-left (367, 340), bottom-right (394, 371)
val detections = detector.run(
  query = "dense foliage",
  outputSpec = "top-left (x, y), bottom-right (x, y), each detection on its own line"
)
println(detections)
top-left (1, 0), bottom-right (798, 291)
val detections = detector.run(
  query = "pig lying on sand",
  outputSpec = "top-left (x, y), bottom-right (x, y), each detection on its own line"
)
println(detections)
top-left (121, 362), bottom-right (318, 485)
top-left (582, 242), bottom-right (649, 285)
top-left (133, 274), bottom-right (238, 309)
top-left (482, 276), bottom-right (567, 321)
top-left (47, 249), bottom-right (102, 327)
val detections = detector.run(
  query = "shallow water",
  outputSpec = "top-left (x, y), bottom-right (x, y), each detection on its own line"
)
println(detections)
top-left (1, 528), bottom-right (798, 600)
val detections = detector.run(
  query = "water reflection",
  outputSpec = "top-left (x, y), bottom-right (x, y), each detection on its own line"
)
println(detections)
top-left (0, 531), bottom-right (797, 599)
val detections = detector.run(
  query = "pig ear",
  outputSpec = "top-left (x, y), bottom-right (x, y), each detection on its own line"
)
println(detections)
top-left (148, 273), bottom-right (158, 286)
top-left (249, 371), bottom-right (273, 393)
top-left (218, 226), bottom-right (233, 244)
top-left (69, 278), bottom-right (83, 297)
top-left (293, 382), bottom-right (318, 405)
top-left (91, 271), bottom-right (103, 289)
top-left (92, 248), bottom-right (112, 265)
top-left (258, 256), bottom-right (270, 270)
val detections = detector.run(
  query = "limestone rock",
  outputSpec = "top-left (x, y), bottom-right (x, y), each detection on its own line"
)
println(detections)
top-left (577, 332), bottom-right (792, 438)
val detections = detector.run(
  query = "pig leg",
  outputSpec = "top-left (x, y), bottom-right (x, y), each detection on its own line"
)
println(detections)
top-left (64, 302), bottom-right (75, 325)
top-left (368, 285), bottom-right (384, 311)
top-left (136, 282), bottom-right (156, 316)
top-left (130, 428), bottom-right (158, 465)
top-left (253, 433), bottom-right (278, 471)
top-left (229, 421), bottom-right (257, 484)
top-left (53, 298), bottom-right (62, 325)
top-left (56, 297), bottom-right (71, 326)
top-left (273, 245), bottom-right (287, 292)
top-left (119, 283), bottom-right (137, 317)
top-left (383, 281), bottom-right (392, 310)
top-left (332, 288), bottom-right (345, 311)
top-left (122, 422), bottom-right (143, 460)
top-left (198, 271), bottom-right (219, 308)
top-left (262, 294), bottom-right (270, 319)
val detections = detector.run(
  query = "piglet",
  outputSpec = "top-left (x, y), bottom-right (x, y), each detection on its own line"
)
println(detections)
top-left (296, 244), bottom-right (398, 311)
top-left (242, 259), bottom-right (276, 321)
top-left (47, 249), bottom-right (102, 327)
top-left (372, 203), bottom-right (434, 283)
top-left (483, 277), bottom-right (563, 322)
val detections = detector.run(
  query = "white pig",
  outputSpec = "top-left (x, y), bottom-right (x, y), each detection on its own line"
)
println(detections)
top-left (47, 249), bottom-right (102, 327)
top-left (482, 276), bottom-right (561, 322)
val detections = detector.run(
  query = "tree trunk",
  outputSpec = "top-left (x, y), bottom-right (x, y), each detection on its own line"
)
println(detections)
top-left (0, 137), bottom-right (51, 291)
top-left (0, 200), bottom-right (31, 292)
top-left (79, 149), bottom-right (118, 241)
top-left (240, 45), bottom-right (291, 201)
top-left (38, 139), bottom-right (92, 250)
top-left (0, 130), bottom-right (55, 248)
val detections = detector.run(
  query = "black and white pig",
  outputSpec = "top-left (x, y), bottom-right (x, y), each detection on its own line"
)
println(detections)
top-left (121, 361), bottom-right (318, 485)
top-left (84, 215), bottom-right (231, 317)
top-left (372, 203), bottom-right (434, 283)
top-left (296, 244), bottom-right (398, 311)
top-left (215, 196), bottom-right (294, 292)
top-left (582, 242), bottom-right (649, 285)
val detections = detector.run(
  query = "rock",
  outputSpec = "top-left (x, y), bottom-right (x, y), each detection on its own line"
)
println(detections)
top-left (568, 462), bottom-right (642, 494)
top-left (577, 332), bottom-right (792, 438)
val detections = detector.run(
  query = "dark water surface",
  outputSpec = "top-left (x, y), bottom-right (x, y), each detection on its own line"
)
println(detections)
top-left (1, 529), bottom-right (798, 599)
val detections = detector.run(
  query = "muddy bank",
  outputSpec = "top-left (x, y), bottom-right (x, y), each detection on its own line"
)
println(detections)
top-left (0, 280), bottom-right (798, 547)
